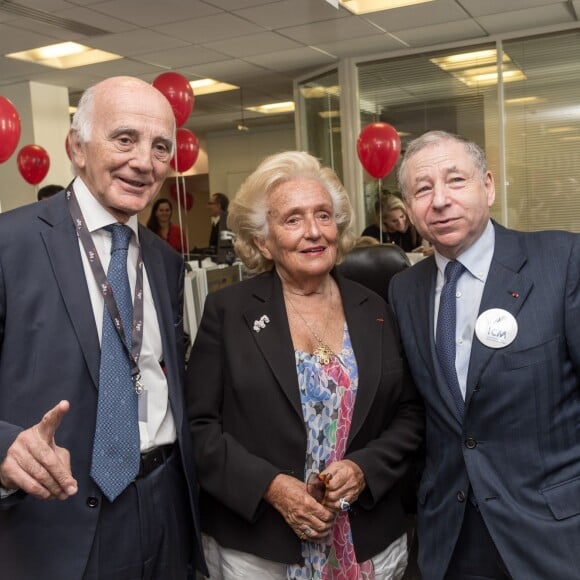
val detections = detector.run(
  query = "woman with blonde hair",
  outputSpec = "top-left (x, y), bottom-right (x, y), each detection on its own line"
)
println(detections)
top-left (187, 151), bottom-right (423, 579)
top-left (362, 193), bottom-right (421, 252)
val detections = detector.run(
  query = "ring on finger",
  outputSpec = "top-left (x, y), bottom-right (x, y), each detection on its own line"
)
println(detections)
top-left (304, 526), bottom-right (313, 536)
top-left (339, 497), bottom-right (351, 512)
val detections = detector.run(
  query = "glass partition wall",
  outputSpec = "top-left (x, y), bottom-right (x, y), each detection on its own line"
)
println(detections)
top-left (296, 29), bottom-right (580, 235)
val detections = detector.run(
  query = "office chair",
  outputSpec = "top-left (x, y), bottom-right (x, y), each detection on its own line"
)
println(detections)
top-left (337, 243), bottom-right (411, 303)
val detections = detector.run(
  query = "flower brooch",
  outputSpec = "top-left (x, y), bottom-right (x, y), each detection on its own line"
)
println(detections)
top-left (253, 314), bottom-right (270, 333)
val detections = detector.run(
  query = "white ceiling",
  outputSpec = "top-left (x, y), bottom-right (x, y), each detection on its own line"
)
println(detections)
top-left (0, 0), bottom-right (578, 134)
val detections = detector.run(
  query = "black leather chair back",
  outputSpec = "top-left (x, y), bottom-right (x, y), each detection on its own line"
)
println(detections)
top-left (337, 244), bottom-right (410, 303)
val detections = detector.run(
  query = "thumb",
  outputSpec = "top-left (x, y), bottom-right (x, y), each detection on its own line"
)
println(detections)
top-left (36, 400), bottom-right (70, 444)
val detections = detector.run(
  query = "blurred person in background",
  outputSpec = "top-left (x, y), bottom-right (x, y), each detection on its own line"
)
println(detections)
top-left (147, 197), bottom-right (188, 253)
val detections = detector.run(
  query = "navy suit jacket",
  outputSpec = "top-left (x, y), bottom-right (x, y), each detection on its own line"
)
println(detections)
top-left (389, 223), bottom-right (580, 579)
top-left (186, 268), bottom-right (424, 564)
top-left (0, 192), bottom-right (205, 579)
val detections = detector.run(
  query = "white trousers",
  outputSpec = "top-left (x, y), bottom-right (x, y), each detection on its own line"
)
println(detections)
top-left (202, 532), bottom-right (408, 580)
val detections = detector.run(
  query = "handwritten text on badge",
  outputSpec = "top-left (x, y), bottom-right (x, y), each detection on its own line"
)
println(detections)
top-left (475, 308), bottom-right (518, 349)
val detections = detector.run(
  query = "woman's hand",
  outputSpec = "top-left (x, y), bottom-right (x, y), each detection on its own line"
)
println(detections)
top-left (264, 473), bottom-right (335, 542)
top-left (321, 459), bottom-right (366, 513)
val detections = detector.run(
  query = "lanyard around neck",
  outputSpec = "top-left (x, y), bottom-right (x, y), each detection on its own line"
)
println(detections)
top-left (66, 185), bottom-right (145, 386)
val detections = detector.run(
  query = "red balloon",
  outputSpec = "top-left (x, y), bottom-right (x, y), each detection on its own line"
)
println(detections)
top-left (170, 184), bottom-right (194, 212)
top-left (170, 128), bottom-right (199, 173)
top-left (17, 144), bottom-right (50, 185)
top-left (0, 96), bottom-right (21, 163)
top-left (357, 122), bottom-right (401, 179)
top-left (153, 72), bottom-right (194, 127)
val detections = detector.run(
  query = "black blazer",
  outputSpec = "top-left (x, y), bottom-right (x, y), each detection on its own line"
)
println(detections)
top-left (0, 192), bottom-right (205, 579)
top-left (389, 223), bottom-right (580, 579)
top-left (186, 268), bottom-right (424, 564)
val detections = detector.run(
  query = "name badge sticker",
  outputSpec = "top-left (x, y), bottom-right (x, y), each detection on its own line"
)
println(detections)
top-left (475, 308), bottom-right (518, 349)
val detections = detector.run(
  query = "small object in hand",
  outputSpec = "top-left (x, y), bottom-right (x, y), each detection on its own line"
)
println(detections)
top-left (339, 497), bottom-right (351, 512)
top-left (306, 471), bottom-right (332, 503)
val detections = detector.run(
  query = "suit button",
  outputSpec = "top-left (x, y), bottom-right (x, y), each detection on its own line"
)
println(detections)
top-left (86, 497), bottom-right (99, 508)
top-left (457, 490), bottom-right (466, 502)
top-left (465, 437), bottom-right (477, 449)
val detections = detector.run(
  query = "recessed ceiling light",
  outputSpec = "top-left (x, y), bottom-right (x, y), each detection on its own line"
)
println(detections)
top-left (318, 110), bottom-right (340, 119)
top-left (430, 50), bottom-right (509, 71)
top-left (189, 78), bottom-right (239, 96)
top-left (340, 0), bottom-right (435, 15)
top-left (505, 96), bottom-right (545, 105)
top-left (246, 101), bottom-right (295, 114)
top-left (300, 86), bottom-right (340, 98)
top-left (431, 49), bottom-right (526, 87)
top-left (6, 41), bottom-right (122, 69)
top-left (547, 126), bottom-right (576, 134)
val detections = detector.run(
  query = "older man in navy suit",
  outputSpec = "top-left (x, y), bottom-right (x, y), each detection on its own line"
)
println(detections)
top-left (0, 76), bottom-right (205, 579)
top-left (389, 130), bottom-right (579, 579)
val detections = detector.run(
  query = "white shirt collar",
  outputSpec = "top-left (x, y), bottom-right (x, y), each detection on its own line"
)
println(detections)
top-left (434, 219), bottom-right (495, 282)
top-left (72, 176), bottom-right (140, 240)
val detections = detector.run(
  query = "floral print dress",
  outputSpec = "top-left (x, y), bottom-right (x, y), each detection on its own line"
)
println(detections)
top-left (287, 324), bottom-right (374, 580)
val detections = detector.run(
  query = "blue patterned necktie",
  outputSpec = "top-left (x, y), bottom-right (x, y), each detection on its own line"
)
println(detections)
top-left (91, 224), bottom-right (140, 501)
top-left (436, 260), bottom-right (465, 417)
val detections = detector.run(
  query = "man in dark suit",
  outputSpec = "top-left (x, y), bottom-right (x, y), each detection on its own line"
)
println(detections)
top-left (207, 192), bottom-right (229, 250)
top-left (0, 76), bottom-right (206, 579)
top-left (389, 130), bottom-right (580, 579)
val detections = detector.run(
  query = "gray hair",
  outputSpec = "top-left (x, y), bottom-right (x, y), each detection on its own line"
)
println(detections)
top-left (228, 151), bottom-right (355, 273)
top-left (397, 130), bottom-right (488, 200)
top-left (70, 84), bottom-right (97, 145)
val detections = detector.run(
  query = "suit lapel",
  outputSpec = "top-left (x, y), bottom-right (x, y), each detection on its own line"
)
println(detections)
top-left (39, 200), bottom-right (100, 388)
top-left (243, 272), bottom-right (303, 421)
top-left (465, 227), bottom-right (531, 406)
top-left (139, 228), bottom-right (184, 426)
top-left (340, 277), bottom-right (383, 446)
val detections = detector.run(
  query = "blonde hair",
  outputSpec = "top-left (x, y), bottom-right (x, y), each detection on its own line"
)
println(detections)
top-left (228, 151), bottom-right (355, 273)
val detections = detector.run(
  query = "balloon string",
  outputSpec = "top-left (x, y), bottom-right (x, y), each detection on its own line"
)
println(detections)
top-left (378, 177), bottom-right (383, 244)
top-left (173, 174), bottom-right (187, 256)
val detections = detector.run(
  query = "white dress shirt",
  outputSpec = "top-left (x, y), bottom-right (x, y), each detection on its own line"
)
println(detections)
top-left (74, 177), bottom-right (176, 451)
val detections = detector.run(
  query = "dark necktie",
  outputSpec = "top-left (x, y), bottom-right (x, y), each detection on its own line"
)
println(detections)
top-left (91, 224), bottom-right (140, 501)
top-left (436, 260), bottom-right (465, 417)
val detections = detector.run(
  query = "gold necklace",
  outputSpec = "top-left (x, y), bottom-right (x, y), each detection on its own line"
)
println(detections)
top-left (285, 284), bottom-right (334, 365)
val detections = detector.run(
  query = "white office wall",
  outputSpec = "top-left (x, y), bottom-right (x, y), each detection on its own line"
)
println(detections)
top-left (206, 124), bottom-right (295, 199)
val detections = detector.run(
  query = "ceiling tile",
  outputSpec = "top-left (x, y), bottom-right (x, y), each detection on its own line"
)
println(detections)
top-left (76, 57), bottom-right (165, 77)
top-left (89, 29), bottom-right (189, 56)
top-left (8, 0), bottom-right (70, 10)
top-left (235, 0), bottom-right (346, 28)
top-left (366, 0), bottom-right (467, 31)
top-left (476, 5), bottom-right (574, 34)
top-left (280, 17), bottom-right (381, 44)
top-left (91, 0), bottom-right (221, 27)
top-left (53, 6), bottom-right (137, 33)
top-left (136, 45), bottom-right (227, 68)
top-left (157, 13), bottom-right (264, 44)
top-left (316, 34), bottom-right (405, 58)
top-left (245, 46), bottom-right (336, 71)
top-left (202, 31), bottom-right (301, 57)
top-left (457, 0), bottom-right (565, 18)
top-left (0, 23), bottom-right (58, 53)
top-left (395, 19), bottom-right (486, 48)
top-left (203, 0), bottom-right (279, 9)
top-left (179, 59), bottom-right (271, 83)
